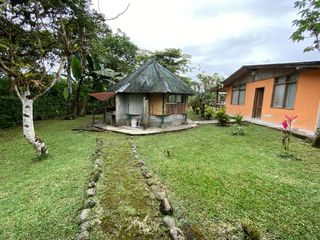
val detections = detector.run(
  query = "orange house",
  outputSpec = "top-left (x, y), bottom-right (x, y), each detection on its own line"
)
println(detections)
top-left (223, 61), bottom-right (320, 137)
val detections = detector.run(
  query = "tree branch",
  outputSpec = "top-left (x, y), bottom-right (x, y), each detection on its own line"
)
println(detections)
top-left (106, 3), bottom-right (130, 21)
top-left (0, 59), bottom-right (19, 78)
top-left (34, 58), bottom-right (66, 100)
top-left (14, 84), bottom-right (22, 100)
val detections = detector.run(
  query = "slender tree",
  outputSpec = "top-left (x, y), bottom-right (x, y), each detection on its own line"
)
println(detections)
top-left (0, 0), bottom-right (69, 156)
top-left (192, 72), bottom-right (225, 116)
top-left (291, 0), bottom-right (320, 147)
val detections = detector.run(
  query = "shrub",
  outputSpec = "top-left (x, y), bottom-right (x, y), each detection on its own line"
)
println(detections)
top-left (215, 107), bottom-right (229, 126)
top-left (0, 95), bottom-right (22, 128)
top-left (0, 79), bottom-right (68, 128)
top-left (204, 106), bottom-right (215, 120)
top-left (231, 124), bottom-right (245, 135)
top-left (281, 114), bottom-right (297, 151)
top-left (195, 107), bottom-right (200, 115)
top-left (234, 113), bottom-right (243, 125)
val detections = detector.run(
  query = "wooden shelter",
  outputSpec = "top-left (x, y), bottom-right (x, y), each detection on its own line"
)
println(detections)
top-left (91, 59), bottom-right (194, 128)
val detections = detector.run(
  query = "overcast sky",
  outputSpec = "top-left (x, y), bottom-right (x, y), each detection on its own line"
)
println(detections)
top-left (91, 0), bottom-right (319, 79)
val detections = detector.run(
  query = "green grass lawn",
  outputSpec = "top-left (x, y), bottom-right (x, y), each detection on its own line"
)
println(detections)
top-left (134, 124), bottom-right (320, 239)
top-left (2, 117), bottom-right (320, 239)
top-left (187, 108), bottom-right (203, 121)
top-left (0, 117), bottom-right (100, 239)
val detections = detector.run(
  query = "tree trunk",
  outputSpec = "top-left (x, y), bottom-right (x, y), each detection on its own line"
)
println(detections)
top-left (216, 89), bottom-right (219, 108)
top-left (66, 57), bottom-right (72, 95)
top-left (74, 78), bottom-right (83, 117)
top-left (80, 95), bottom-right (88, 115)
top-left (21, 90), bottom-right (48, 156)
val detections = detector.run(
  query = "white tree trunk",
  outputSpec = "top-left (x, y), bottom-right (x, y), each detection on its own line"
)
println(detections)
top-left (21, 89), bottom-right (48, 156)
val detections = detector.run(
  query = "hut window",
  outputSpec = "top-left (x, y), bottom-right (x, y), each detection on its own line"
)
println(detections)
top-left (168, 94), bottom-right (176, 103)
top-left (167, 94), bottom-right (184, 104)
top-left (272, 75), bottom-right (297, 109)
top-left (176, 95), bottom-right (183, 103)
top-left (231, 84), bottom-right (246, 105)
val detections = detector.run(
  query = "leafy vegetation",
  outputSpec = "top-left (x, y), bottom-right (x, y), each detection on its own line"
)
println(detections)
top-left (0, 79), bottom-right (72, 129)
top-left (291, 0), bottom-right (320, 53)
top-left (135, 124), bottom-right (320, 239)
top-left (233, 113), bottom-right (244, 125)
top-left (230, 123), bottom-right (245, 136)
top-left (137, 48), bottom-right (193, 85)
top-left (189, 72), bottom-right (224, 117)
top-left (215, 107), bottom-right (230, 126)
top-left (203, 106), bottom-right (216, 120)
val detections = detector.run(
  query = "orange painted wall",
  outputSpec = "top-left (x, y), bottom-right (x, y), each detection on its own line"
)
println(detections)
top-left (225, 69), bottom-right (320, 133)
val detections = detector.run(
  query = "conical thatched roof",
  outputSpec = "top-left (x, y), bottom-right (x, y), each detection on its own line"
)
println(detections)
top-left (107, 59), bottom-right (194, 94)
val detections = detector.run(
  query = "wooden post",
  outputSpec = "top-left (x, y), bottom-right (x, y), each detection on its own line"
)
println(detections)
top-left (143, 95), bottom-right (149, 129)
top-left (161, 94), bottom-right (165, 128)
top-left (103, 102), bottom-right (106, 123)
top-left (92, 100), bottom-right (95, 125)
top-left (184, 95), bottom-right (188, 123)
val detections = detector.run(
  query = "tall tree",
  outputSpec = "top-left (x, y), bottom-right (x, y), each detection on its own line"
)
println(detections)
top-left (95, 29), bottom-right (139, 74)
top-left (190, 72), bottom-right (224, 117)
top-left (138, 48), bottom-right (192, 85)
top-left (0, 0), bottom-right (69, 156)
top-left (153, 48), bottom-right (191, 74)
top-left (291, 0), bottom-right (320, 147)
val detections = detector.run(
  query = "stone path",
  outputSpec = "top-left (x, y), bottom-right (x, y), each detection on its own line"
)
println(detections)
top-left (89, 134), bottom-right (170, 239)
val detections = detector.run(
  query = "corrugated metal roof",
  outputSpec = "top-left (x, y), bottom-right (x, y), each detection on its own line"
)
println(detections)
top-left (223, 60), bottom-right (320, 86)
top-left (107, 59), bottom-right (194, 94)
top-left (89, 92), bottom-right (116, 101)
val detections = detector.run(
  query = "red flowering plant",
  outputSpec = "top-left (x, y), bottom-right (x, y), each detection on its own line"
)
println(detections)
top-left (281, 114), bottom-right (298, 150)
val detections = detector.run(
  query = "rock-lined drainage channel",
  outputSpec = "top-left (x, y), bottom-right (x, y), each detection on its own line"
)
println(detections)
top-left (76, 138), bottom-right (104, 240)
top-left (129, 137), bottom-right (185, 240)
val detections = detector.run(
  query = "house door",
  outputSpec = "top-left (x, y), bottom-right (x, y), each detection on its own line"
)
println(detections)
top-left (252, 88), bottom-right (264, 118)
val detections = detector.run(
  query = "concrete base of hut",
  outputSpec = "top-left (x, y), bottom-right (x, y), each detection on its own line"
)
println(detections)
top-left (93, 121), bottom-right (197, 136)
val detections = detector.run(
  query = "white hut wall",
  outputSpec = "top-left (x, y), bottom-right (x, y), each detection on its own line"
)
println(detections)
top-left (115, 94), bottom-right (129, 125)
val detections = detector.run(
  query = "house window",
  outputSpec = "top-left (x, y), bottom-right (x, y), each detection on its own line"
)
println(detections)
top-left (272, 75), bottom-right (297, 109)
top-left (231, 84), bottom-right (246, 105)
top-left (167, 94), bottom-right (184, 104)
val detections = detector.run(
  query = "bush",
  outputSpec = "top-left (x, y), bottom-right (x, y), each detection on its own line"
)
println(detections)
top-left (0, 79), bottom-right (68, 128)
top-left (195, 107), bottom-right (200, 115)
top-left (234, 113), bottom-right (243, 125)
top-left (0, 95), bottom-right (22, 128)
top-left (34, 81), bottom-right (68, 119)
top-left (231, 124), bottom-right (245, 135)
top-left (204, 106), bottom-right (215, 120)
top-left (215, 108), bottom-right (229, 126)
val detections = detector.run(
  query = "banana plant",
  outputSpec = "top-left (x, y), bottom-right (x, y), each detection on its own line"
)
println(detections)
top-left (70, 53), bottom-right (119, 116)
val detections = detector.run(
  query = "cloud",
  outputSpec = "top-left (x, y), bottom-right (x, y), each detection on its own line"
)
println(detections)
top-left (91, 0), bottom-right (319, 80)
top-left (184, 26), bottom-right (319, 78)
